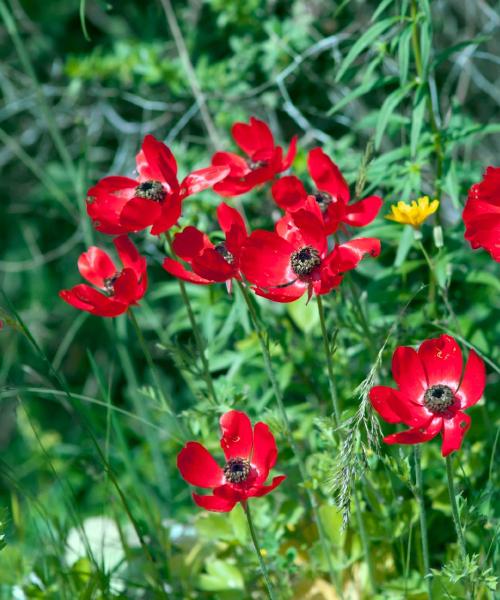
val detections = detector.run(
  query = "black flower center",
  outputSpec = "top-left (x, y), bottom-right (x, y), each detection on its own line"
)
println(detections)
top-left (223, 457), bottom-right (251, 483)
top-left (290, 245), bottom-right (321, 276)
top-left (423, 384), bottom-right (455, 414)
top-left (134, 180), bottom-right (165, 202)
top-left (103, 271), bottom-right (121, 295)
top-left (215, 243), bottom-right (234, 265)
top-left (246, 158), bottom-right (268, 171)
top-left (314, 190), bottom-right (333, 211)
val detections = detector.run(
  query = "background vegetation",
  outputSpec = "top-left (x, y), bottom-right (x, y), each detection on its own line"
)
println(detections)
top-left (0, 0), bottom-right (499, 597)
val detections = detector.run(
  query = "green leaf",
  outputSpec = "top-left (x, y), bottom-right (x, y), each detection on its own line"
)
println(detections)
top-left (394, 225), bottom-right (415, 267)
top-left (335, 17), bottom-right (399, 82)
top-left (410, 85), bottom-right (427, 158)
top-left (287, 294), bottom-right (320, 333)
top-left (375, 82), bottom-right (415, 149)
top-left (198, 559), bottom-right (245, 591)
top-left (328, 76), bottom-right (396, 116)
top-left (397, 26), bottom-right (412, 85)
top-left (371, 0), bottom-right (396, 21)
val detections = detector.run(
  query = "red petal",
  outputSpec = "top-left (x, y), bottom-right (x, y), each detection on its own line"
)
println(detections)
top-left (369, 386), bottom-right (403, 424)
top-left (172, 226), bottom-right (212, 263)
top-left (283, 136), bottom-right (297, 169)
top-left (162, 258), bottom-right (213, 285)
top-left (288, 209), bottom-right (327, 254)
top-left (59, 285), bottom-right (127, 317)
top-left (192, 493), bottom-right (236, 512)
top-left (343, 195), bottom-right (383, 227)
top-left (87, 176), bottom-right (137, 195)
top-left (112, 268), bottom-right (140, 304)
top-left (441, 413), bottom-right (471, 456)
top-left (253, 282), bottom-right (306, 303)
top-left (119, 197), bottom-right (162, 232)
top-left (213, 177), bottom-right (255, 197)
top-left (192, 249), bottom-right (235, 282)
top-left (177, 442), bottom-right (224, 488)
top-left (137, 134), bottom-right (178, 191)
top-left (240, 230), bottom-right (294, 287)
top-left (217, 202), bottom-right (247, 241)
top-left (384, 416), bottom-right (442, 446)
top-left (211, 152), bottom-right (250, 178)
top-left (456, 350), bottom-right (486, 409)
top-left (251, 422), bottom-right (278, 483)
top-left (181, 166), bottom-right (230, 198)
top-left (248, 475), bottom-right (286, 498)
top-left (219, 410), bottom-right (253, 460)
top-left (77, 247), bottom-right (116, 288)
top-left (150, 195), bottom-right (183, 235)
top-left (307, 148), bottom-right (350, 202)
top-left (392, 346), bottom-right (428, 402)
top-left (114, 236), bottom-right (146, 279)
top-left (418, 335), bottom-right (463, 389)
top-left (272, 176), bottom-right (307, 211)
top-left (232, 117), bottom-right (274, 157)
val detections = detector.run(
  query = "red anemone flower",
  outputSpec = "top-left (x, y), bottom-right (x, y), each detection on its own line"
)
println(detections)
top-left (369, 334), bottom-right (486, 457)
top-left (162, 203), bottom-right (248, 292)
top-left (463, 166), bottom-right (500, 262)
top-left (212, 117), bottom-right (297, 197)
top-left (59, 236), bottom-right (147, 317)
top-left (272, 148), bottom-right (382, 234)
top-left (87, 135), bottom-right (229, 236)
top-left (240, 207), bottom-right (380, 302)
top-left (177, 410), bottom-right (286, 512)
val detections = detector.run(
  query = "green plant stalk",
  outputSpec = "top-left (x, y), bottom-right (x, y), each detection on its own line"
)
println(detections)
top-left (243, 502), bottom-right (277, 600)
top-left (353, 490), bottom-right (376, 593)
top-left (414, 446), bottom-right (433, 599)
top-left (445, 455), bottom-right (472, 599)
top-left (410, 0), bottom-right (444, 203)
top-left (164, 232), bottom-right (219, 406)
top-left (316, 295), bottom-right (341, 426)
top-left (237, 282), bottom-right (342, 597)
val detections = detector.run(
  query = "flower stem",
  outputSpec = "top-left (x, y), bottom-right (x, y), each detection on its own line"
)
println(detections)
top-left (316, 295), bottom-right (341, 426)
top-left (445, 455), bottom-right (472, 599)
top-left (237, 282), bottom-right (342, 597)
top-left (353, 490), bottom-right (376, 593)
top-left (414, 446), bottom-right (433, 599)
top-left (243, 502), bottom-right (277, 600)
top-left (164, 232), bottom-right (218, 406)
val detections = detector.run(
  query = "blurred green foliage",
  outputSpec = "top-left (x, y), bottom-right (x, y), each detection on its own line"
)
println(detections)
top-left (0, 0), bottom-right (499, 597)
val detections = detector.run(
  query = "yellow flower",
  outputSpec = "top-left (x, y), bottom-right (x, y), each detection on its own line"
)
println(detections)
top-left (386, 196), bottom-right (439, 228)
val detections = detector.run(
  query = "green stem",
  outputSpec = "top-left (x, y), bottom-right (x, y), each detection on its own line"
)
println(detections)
top-left (414, 446), bottom-right (433, 599)
top-left (237, 282), bottom-right (342, 597)
top-left (243, 502), bottom-right (277, 600)
top-left (316, 295), bottom-right (341, 426)
top-left (353, 490), bottom-right (376, 593)
top-left (445, 455), bottom-right (472, 599)
top-left (410, 0), bottom-right (444, 203)
top-left (164, 232), bottom-right (218, 406)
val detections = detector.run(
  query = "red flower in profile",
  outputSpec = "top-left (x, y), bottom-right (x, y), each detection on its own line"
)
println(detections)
top-left (463, 166), bottom-right (500, 262)
top-left (272, 148), bottom-right (382, 234)
top-left (162, 203), bottom-right (248, 292)
top-left (212, 117), bottom-right (297, 197)
top-left (369, 335), bottom-right (486, 457)
top-left (87, 135), bottom-right (229, 236)
top-left (240, 208), bottom-right (380, 302)
top-left (177, 410), bottom-right (286, 512)
top-left (59, 236), bottom-right (147, 317)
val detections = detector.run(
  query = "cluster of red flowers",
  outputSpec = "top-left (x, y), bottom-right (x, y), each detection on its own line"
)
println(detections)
top-left (60, 117), bottom-right (383, 315)
top-left (59, 118), bottom-right (490, 511)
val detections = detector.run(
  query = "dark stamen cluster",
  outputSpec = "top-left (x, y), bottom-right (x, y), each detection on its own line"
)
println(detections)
top-left (423, 384), bottom-right (455, 414)
top-left (215, 243), bottom-right (234, 265)
top-left (134, 180), bottom-right (165, 202)
top-left (290, 246), bottom-right (321, 276)
top-left (314, 190), bottom-right (333, 211)
top-left (246, 158), bottom-right (268, 171)
top-left (104, 271), bottom-right (121, 295)
top-left (223, 457), bottom-right (250, 483)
